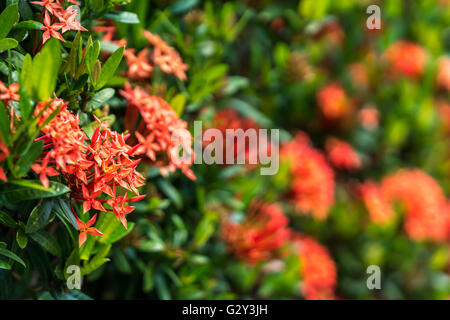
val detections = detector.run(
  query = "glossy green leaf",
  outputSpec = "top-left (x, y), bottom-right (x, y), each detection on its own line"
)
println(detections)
top-left (0, 247), bottom-right (26, 268)
top-left (0, 180), bottom-right (70, 204)
top-left (16, 229), bottom-right (28, 249)
top-left (25, 200), bottom-right (54, 234)
top-left (104, 11), bottom-right (140, 24)
top-left (86, 88), bottom-right (115, 111)
top-left (26, 39), bottom-right (62, 101)
top-left (81, 244), bottom-right (111, 276)
top-left (15, 140), bottom-right (43, 178)
top-left (13, 20), bottom-right (43, 30)
top-left (0, 3), bottom-right (19, 40)
top-left (0, 38), bottom-right (18, 50)
top-left (28, 230), bottom-right (61, 257)
top-left (0, 101), bottom-right (11, 146)
top-left (94, 46), bottom-right (124, 90)
top-left (0, 210), bottom-right (17, 227)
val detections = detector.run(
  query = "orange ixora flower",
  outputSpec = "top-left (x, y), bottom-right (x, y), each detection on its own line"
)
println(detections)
top-left (120, 83), bottom-right (195, 180)
top-left (281, 132), bottom-right (335, 220)
top-left (222, 200), bottom-right (290, 265)
top-left (325, 137), bottom-right (361, 171)
top-left (292, 233), bottom-right (337, 300)
top-left (361, 169), bottom-right (450, 242)
top-left (143, 30), bottom-right (188, 80)
top-left (124, 48), bottom-right (153, 81)
top-left (0, 81), bottom-right (20, 129)
top-left (316, 83), bottom-right (352, 121)
top-left (382, 41), bottom-right (427, 79)
top-left (358, 105), bottom-right (379, 129)
top-left (206, 108), bottom-right (268, 166)
top-left (31, 97), bottom-right (146, 246)
top-left (32, 0), bottom-right (87, 47)
top-left (75, 214), bottom-right (103, 247)
top-left (437, 56), bottom-right (450, 91)
top-left (359, 181), bottom-right (394, 224)
top-left (381, 169), bottom-right (450, 242)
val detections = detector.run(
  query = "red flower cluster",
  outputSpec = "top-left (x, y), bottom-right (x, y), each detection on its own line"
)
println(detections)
top-left (32, 97), bottom-right (145, 246)
top-left (359, 181), bottom-right (394, 224)
top-left (120, 83), bottom-right (195, 180)
top-left (206, 108), bottom-right (266, 166)
top-left (0, 81), bottom-right (20, 129)
top-left (437, 56), bottom-right (450, 91)
top-left (325, 137), bottom-right (361, 171)
top-left (281, 133), bottom-right (335, 220)
top-left (358, 106), bottom-right (379, 129)
top-left (316, 83), bottom-right (352, 121)
top-left (292, 233), bottom-right (337, 300)
top-left (382, 41), bottom-right (427, 78)
top-left (361, 169), bottom-right (450, 242)
top-left (124, 30), bottom-right (188, 81)
top-left (32, 0), bottom-right (87, 45)
top-left (222, 200), bottom-right (290, 265)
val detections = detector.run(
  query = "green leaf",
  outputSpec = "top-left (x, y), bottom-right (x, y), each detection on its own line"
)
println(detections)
top-left (0, 180), bottom-right (70, 204)
top-left (0, 210), bottom-right (17, 227)
top-left (95, 212), bottom-right (135, 245)
top-left (0, 38), bottom-right (18, 50)
top-left (94, 46), bottom-right (124, 90)
top-left (0, 259), bottom-right (11, 270)
top-left (15, 140), bottom-right (43, 178)
top-left (13, 20), bottom-right (43, 30)
top-left (86, 40), bottom-right (100, 74)
top-left (170, 0), bottom-right (199, 14)
top-left (68, 31), bottom-right (82, 77)
top-left (156, 179), bottom-right (182, 209)
top-left (0, 247), bottom-right (26, 268)
top-left (0, 3), bottom-right (19, 40)
top-left (169, 93), bottom-right (186, 115)
top-left (91, 60), bottom-right (101, 86)
top-left (104, 11), bottom-right (140, 24)
top-left (81, 244), bottom-right (111, 276)
top-left (86, 88), bottom-right (115, 111)
top-left (18, 80), bottom-right (33, 121)
top-left (16, 229), bottom-right (28, 249)
top-left (26, 39), bottom-right (62, 101)
top-left (0, 101), bottom-right (11, 146)
top-left (54, 198), bottom-right (78, 230)
top-left (28, 230), bottom-right (61, 257)
top-left (25, 200), bottom-right (54, 234)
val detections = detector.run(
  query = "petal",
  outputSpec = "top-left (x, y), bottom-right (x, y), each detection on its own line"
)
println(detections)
top-left (78, 232), bottom-right (87, 247)
top-left (88, 227), bottom-right (103, 237)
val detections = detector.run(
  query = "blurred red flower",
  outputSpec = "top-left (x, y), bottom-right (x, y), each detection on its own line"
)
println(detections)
top-left (316, 83), bottom-right (352, 121)
top-left (121, 83), bottom-right (195, 180)
top-left (282, 133), bottom-right (335, 220)
top-left (292, 233), bottom-right (337, 300)
top-left (325, 137), bottom-right (361, 171)
top-left (382, 41), bottom-right (426, 78)
top-left (222, 200), bottom-right (290, 265)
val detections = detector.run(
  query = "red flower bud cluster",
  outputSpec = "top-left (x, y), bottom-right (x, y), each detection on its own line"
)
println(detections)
top-left (32, 0), bottom-right (87, 45)
top-left (360, 169), bottom-right (450, 242)
top-left (121, 83), bottom-right (195, 180)
top-left (124, 30), bottom-right (188, 81)
top-left (222, 200), bottom-right (290, 265)
top-left (325, 137), bottom-right (361, 171)
top-left (292, 233), bottom-right (337, 300)
top-left (31, 97), bottom-right (146, 246)
top-left (281, 133), bottom-right (335, 220)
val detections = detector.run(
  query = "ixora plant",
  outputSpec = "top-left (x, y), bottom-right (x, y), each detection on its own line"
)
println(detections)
top-left (0, 0), bottom-right (450, 301)
top-left (0, 0), bottom-right (197, 298)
